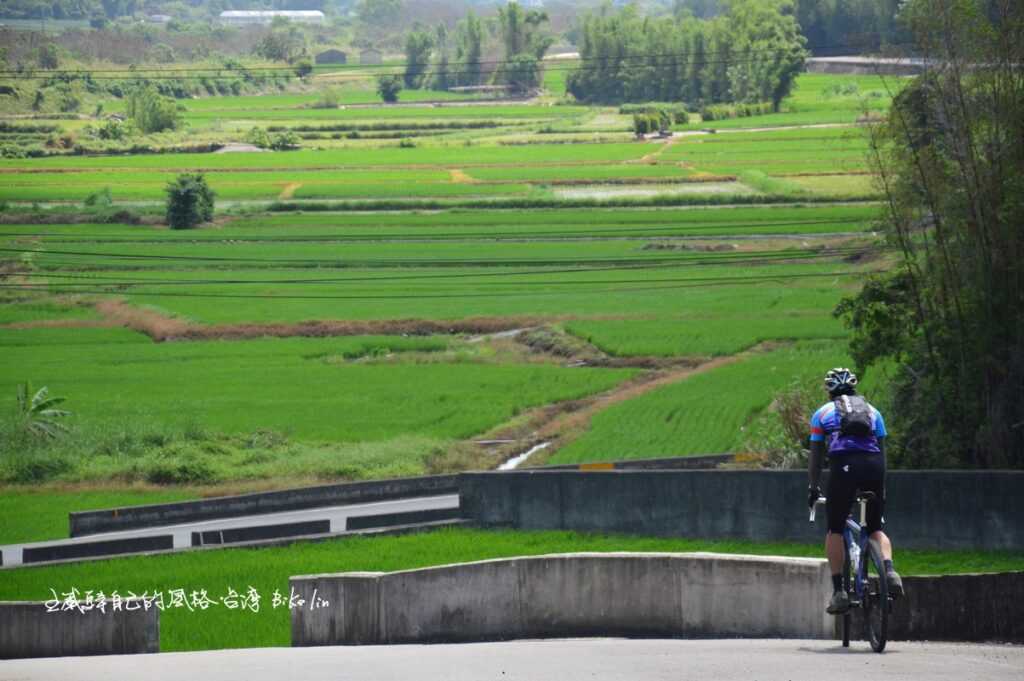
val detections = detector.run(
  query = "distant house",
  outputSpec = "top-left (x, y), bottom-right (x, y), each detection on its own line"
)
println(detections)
top-left (219, 11), bottom-right (326, 26)
top-left (147, 14), bottom-right (172, 23)
top-left (316, 49), bottom-right (348, 65)
top-left (359, 48), bottom-right (383, 65)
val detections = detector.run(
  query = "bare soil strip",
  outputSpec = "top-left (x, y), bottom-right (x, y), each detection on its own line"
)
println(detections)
top-left (278, 182), bottom-right (303, 199)
top-left (634, 138), bottom-right (676, 164)
top-left (93, 299), bottom-right (561, 342)
top-left (448, 169), bottom-right (478, 184)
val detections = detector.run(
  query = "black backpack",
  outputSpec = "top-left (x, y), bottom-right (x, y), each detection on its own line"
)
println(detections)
top-left (834, 394), bottom-right (874, 438)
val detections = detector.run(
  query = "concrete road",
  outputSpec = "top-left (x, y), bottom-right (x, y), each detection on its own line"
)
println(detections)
top-left (0, 494), bottom-right (459, 567)
top-left (2, 639), bottom-right (1021, 681)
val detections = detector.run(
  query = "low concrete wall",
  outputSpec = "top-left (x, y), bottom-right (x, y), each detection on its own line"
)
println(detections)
top-left (22, 535), bottom-right (174, 564)
top-left (345, 507), bottom-right (462, 531)
top-left (806, 57), bottom-right (926, 76)
top-left (459, 470), bottom-right (1024, 551)
top-left (539, 454), bottom-right (733, 471)
top-left (70, 474), bottom-right (459, 537)
top-left (291, 552), bottom-right (832, 645)
top-left (0, 600), bottom-right (159, 658)
top-left (845, 571), bottom-right (1024, 643)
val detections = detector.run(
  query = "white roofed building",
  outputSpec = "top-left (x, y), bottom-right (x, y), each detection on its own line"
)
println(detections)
top-left (219, 11), bottom-right (326, 25)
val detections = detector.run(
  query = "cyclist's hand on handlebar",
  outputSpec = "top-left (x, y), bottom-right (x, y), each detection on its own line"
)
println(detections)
top-left (807, 486), bottom-right (822, 510)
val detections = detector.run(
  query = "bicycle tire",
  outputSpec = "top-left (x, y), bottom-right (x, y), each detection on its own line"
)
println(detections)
top-left (862, 538), bottom-right (889, 653)
top-left (841, 545), bottom-right (851, 648)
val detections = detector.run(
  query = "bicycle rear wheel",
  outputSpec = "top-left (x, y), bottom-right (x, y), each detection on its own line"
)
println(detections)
top-left (862, 539), bottom-right (889, 653)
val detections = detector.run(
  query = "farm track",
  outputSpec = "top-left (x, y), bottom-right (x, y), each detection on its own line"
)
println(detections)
top-left (484, 345), bottom-right (770, 468)
top-left (92, 299), bottom-right (566, 342)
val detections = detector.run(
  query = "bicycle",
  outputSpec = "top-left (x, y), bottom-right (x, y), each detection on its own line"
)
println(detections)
top-left (810, 491), bottom-right (893, 652)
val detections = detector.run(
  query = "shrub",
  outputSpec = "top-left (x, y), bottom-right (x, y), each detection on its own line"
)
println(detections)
top-left (246, 126), bottom-right (272, 148)
top-left (377, 75), bottom-right (402, 103)
top-left (247, 127), bottom-right (300, 151)
top-left (165, 173), bottom-right (215, 229)
top-left (398, 137), bottom-right (416, 148)
top-left (126, 87), bottom-right (181, 134)
top-left (83, 187), bottom-right (113, 207)
top-left (312, 89), bottom-right (340, 109)
top-left (144, 451), bottom-right (221, 484)
top-left (294, 59), bottom-right (314, 78)
top-left (97, 118), bottom-right (134, 141)
top-left (700, 102), bottom-right (772, 122)
top-left (632, 113), bottom-right (651, 136)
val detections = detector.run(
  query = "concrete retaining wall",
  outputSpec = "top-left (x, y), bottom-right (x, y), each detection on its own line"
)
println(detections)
top-left (538, 454), bottom-right (733, 471)
top-left (459, 470), bottom-right (1024, 551)
top-left (70, 474), bottom-right (459, 537)
top-left (845, 571), bottom-right (1024, 643)
top-left (806, 57), bottom-right (926, 76)
top-left (0, 601), bottom-right (159, 658)
top-left (290, 552), bottom-right (833, 645)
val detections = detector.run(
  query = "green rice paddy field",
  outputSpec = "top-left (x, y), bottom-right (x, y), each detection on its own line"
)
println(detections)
top-left (1, 71), bottom-right (899, 510)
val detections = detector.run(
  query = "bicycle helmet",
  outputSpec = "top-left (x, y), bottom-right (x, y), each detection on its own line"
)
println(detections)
top-left (824, 367), bottom-right (858, 397)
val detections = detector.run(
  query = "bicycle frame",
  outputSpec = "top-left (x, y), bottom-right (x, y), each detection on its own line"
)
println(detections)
top-left (843, 502), bottom-right (870, 602)
top-left (810, 496), bottom-right (874, 601)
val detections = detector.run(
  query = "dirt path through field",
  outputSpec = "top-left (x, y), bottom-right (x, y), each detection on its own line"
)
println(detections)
top-left (480, 344), bottom-right (771, 468)
top-left (635, 138), bottom-right (676, 164)
top-left (278, 182), bottom-right (303, 199)
top-left (94, 299), bottom-right (192, 339)
top-left (91, 298), bottom-right (564, 342)
top-left (449, 169), bottom-right (478, 184)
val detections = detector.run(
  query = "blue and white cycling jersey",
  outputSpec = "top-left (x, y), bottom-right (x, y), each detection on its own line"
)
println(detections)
top-left (809, 399), bottom-right (887, 454)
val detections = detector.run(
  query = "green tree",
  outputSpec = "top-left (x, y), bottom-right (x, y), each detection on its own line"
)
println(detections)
top-left (724, 0), bottom-right (808, 111)
top-left (403, 27), bottom-right (433, 89)
top-left (126, 87), bottom-right (181, 134)
top-left (36, 44), bottom-right (59, 69)
top-left (376, 74), bottom-right (402, 103)
top-left (495, 2), bottom-right (552, 92)
top-left (836, 0), bottom-right (1024, 468)
top-left (356, 0), bottom-right (402, 27)
top-left (454, 11), bottom-right (484, 87)
top-left (127, 88), bottom-right (175, 129)
top-left (165, 173), bottom-right (215, 229)
top-left (254, 20), bottom-right (307, 63)
top-left (430, 22), bottom-right (452, 91)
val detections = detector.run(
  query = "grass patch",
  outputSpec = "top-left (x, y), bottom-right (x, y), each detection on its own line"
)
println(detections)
top-left (0, 329), bottom-right (634, 470)
top-left (0, 487), bottom-right (197, 544)
top-left (565, 315), bottom-right (847, 358)
top-left (550, 341), bottom-right (878, 462)
top-left (0, 527), bottom-right (1018, 652)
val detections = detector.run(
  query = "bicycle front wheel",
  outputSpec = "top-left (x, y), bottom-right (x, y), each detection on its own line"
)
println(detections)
top-left (862, 539), bottom-right (889, 653)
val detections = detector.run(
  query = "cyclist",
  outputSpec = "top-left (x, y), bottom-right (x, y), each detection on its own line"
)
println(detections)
top-left (807, 367), bottom-right (903, 614)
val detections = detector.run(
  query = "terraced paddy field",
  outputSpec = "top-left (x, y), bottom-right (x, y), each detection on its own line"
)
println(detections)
top-left (0, 70), bottom-right (900, 492)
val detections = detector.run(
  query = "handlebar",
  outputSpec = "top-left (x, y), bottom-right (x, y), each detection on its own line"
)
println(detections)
top-left (809, 492), bottom-right (875, 523)
top-left (809, 497), bottom-right (826, 522)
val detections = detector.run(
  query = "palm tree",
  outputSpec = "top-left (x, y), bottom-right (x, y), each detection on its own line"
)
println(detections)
top-left (16, 382), bottom-right (71, 439)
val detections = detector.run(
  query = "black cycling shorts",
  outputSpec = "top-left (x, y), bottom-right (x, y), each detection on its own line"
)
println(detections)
top-left (826, 451), bottom-right (885, 535)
